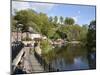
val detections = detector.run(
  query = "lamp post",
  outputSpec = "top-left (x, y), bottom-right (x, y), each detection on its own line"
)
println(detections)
top-left (16, 22), bottom-right (19, 42)
top-left (18, 24), bottom-right (23, 41)
top-left (16, 23), bottom-right (23, 42)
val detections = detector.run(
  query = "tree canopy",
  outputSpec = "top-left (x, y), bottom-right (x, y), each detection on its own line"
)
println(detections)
top-left (87, 20), bottom-right (96, 51)
top-left (12, 9), bottom-right (94, 42)
top-left (64, 17), bottom-right (75, 25)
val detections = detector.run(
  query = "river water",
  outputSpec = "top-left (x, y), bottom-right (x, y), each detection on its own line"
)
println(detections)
top-left (42, 43), bottom-right (95, 71)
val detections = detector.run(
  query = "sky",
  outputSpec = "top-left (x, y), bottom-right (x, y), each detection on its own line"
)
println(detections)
top-left (12, 1), bottom-right (96, 26)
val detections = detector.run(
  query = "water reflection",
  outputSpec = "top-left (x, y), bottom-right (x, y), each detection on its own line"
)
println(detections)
top-left (42, 43), bottom-right (95, 71)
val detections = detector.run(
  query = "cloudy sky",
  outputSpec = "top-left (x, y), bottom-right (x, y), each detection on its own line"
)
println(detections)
top-left (12, 1), bottom-right (96, 25)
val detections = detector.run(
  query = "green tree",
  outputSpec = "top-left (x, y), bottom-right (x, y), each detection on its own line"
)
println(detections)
top-left (26, 21), bottom-right (40, 33)
top-left (86, 20), bottom-right (96, 69)
top-left (64, 17), bottom-right (75, 25)
top-left (58, 24), bottom-right (85, 41)
top-left (79, 24), bottom-right (88, 43)
top-left (38, 13), bottom-right (55, 38)
top-left (60, 16), bottom-right (64, 24)
top-left (12, 16), bottom-right (17, 32)
top-left (49, 16), bottom-right (53, 22)
top-left (54, 16), bottom-right (58, 24)
top-left (87, 20), bottom-right (96, 51)
top-left (41, 39), bottom-right (52, 54)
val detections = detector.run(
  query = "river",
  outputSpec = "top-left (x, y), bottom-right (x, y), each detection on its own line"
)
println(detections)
top-left (42, 43), bottom-right (96, 71)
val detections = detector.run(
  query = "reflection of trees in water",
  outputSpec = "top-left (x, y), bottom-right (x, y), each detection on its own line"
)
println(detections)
top-left (87, 49), bottom-right (96, 69)
top-left (43, 50), bottom-right (56, 64)
top-left (58, 44), bottom-right (87, 64)
top-left (43, 44), bottom-right (87, 66)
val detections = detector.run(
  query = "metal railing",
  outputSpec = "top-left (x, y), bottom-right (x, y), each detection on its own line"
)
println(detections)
top-left (12, 41), bottom-right (25, 74)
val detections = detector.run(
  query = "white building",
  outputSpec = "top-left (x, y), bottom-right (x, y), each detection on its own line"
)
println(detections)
top-left (30, 34), bottom-right (42, 40)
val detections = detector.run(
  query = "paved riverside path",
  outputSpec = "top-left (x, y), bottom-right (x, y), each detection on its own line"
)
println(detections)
top-left (22, 47), bottom-right (44, 73)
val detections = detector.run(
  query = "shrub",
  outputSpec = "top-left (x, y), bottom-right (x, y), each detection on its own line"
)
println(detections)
top-left (22, 37), bottom-right (32, 41)
top-left (40, 39), bottom-right (52, 54)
